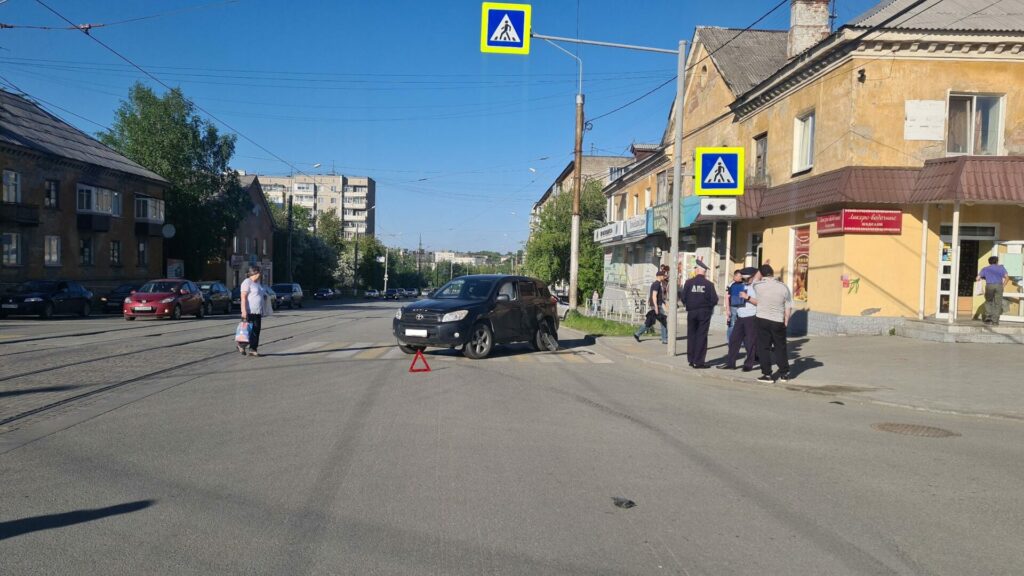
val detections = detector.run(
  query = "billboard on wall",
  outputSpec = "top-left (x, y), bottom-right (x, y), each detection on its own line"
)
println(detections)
top-left (793, 226), bottom-right (810, 302)
top-left (817, 209), bottom-right (902, 235)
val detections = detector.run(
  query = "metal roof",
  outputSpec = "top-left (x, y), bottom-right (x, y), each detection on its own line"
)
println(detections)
top-left (847, 0), bottom-right (1024, 32)
top-left (695, 27), bottom-right (790, 96)
top-left (910, 156), bottom-right (1024, 203)
top-left (758, 166), bottom-right (919, 217)
top-left (0, 89), bottom-right (168, 184)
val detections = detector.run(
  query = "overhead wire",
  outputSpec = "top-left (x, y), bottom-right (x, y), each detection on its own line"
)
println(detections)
top-left (0, 0), bottom-right (241, 31)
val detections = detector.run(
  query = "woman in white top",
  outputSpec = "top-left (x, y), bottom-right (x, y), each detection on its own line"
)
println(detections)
top-left (239, 265), bottom-right (267, 356)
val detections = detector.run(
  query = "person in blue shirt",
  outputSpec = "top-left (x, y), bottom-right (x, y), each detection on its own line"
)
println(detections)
top-left (976, 256), bottom-right (1009, 325)
top-left (725, 270), bottom-right (745, 342)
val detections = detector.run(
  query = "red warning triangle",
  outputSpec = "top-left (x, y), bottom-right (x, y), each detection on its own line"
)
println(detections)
top-left (409, 349), bottom-right (431, 373)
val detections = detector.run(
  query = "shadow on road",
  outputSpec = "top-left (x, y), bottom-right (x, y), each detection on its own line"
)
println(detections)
top-left (0, 385), bottom-right (79, 398)
top-left (0, 500), bottom-right (155, 541)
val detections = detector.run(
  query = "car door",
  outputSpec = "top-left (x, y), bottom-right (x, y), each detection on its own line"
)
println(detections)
top-left (190, 282), bottom-right (204, 312)
top-left (516, 280), bottom-right (540, 338)
top-left (53, 281), bottom-right (72, 313)
top-left (491, 280), bottom-right (521, 343)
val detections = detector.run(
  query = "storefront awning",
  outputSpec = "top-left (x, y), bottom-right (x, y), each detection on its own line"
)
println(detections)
top-left (758, 166), bottom-right (919, 217)
top-left (910, 156), bottom-right (1024, 204)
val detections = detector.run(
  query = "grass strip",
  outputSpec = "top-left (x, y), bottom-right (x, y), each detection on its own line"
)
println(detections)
top-left (562, 311), bottom-right (638, 337)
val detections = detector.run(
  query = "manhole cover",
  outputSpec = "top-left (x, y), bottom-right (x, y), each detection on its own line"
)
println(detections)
top-left (871, 423), bottom-right (960, 438)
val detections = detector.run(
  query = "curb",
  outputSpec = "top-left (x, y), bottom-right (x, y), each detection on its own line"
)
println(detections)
top-left (558, 326), bottom-right (1023, 422)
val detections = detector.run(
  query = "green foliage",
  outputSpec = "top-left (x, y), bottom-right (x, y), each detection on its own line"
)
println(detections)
top-left (561, 310), bottom-right (637, 337)
top-left (525, 179), bottom-right (606, 300)
top-left (98, 83), bottom-right (250, 278)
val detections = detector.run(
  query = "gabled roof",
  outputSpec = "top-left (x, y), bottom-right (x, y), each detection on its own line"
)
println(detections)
top-left (847, 0), bottom-right (1024, 32)
top-left (694, 27), bottom-right (790, 96)
top-left (0, 88), bottom-right (167, 184)
top-left (239, 174), bottom-right (276, 228)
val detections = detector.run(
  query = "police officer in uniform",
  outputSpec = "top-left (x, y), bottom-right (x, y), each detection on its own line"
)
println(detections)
top-left (680, 259), bottom-right (719, 368)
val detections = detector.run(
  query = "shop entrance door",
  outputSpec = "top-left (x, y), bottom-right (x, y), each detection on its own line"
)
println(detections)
top-left (937, 224), bottom-right (997, 320)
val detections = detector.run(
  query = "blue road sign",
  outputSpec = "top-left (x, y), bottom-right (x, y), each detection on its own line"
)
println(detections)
top-left (695, 147), bottom-right (744, 196)
top-left (481, 3), bottom-right (531, 55)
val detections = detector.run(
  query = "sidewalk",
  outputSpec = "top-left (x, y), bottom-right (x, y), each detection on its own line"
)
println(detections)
top-left (561, 323), bottom-right (1024, 421)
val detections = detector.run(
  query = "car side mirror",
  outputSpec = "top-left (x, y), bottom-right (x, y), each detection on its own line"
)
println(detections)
top-left (496, 294), bottom-right (510, 302)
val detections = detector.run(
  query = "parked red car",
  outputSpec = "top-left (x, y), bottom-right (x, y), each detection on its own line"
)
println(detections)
top-left (123, 279), bottom-right (205, 320)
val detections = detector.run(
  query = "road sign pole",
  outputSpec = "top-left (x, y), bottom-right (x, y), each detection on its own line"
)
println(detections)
top-left (569, 92), bottom-right (584, 311)
top-left (667, 40), bottom-right (686, 358)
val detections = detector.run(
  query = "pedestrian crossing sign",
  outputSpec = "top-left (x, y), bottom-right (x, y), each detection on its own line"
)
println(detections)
top-left (481, 3), bottom-right (531, 55)
top-left (695, 147), bottom-right (744, 196)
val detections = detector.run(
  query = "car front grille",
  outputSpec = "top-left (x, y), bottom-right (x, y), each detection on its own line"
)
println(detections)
top-left (405, 311), bottom-right (443, 324)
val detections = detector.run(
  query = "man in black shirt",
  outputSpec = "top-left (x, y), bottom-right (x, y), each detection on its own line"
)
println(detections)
top-left (680, 260), bottom-right (718, 368)
top-left (633, 270), bottom-right (668, 344)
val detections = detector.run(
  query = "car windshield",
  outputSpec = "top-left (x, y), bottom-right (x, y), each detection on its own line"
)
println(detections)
top-left (138, 281), bottom-right (181, 293)
top-left (13, 281), bottom-right (57, 293)
top-left (433, 278), bottom-right (495, 300)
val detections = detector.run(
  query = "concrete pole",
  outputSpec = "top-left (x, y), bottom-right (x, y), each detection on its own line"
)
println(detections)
top-left (949, 201), bottom-right (961, 324)
top-left (383, 249), bottom-right (389, 293)
top-left (724, 219), bottom-right (733, 287)
top-left (569, 93), bottom-right (584, 311)
top-left (667, 40), bottom-right (687, 357)
top-left (918, 204), bottom-right (929, 320)
top-left (286, 195), bottom-right (293, 283)
top-left (710, 220), bottom-right (718, 284)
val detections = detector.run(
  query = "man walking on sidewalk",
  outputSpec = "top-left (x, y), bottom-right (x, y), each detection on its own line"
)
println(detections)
top-left (977, 256), bottom-right (1009, 325)
top-left (634, 270), bottom-right (668, 344)
top-left (748, 264), bottom-right (792, 383)
top-left (681, 260), bottom-right (718, 368)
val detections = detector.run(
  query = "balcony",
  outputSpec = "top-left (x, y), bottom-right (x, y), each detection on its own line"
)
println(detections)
top-left (135, 221), bottom-right (164, 237)
top-left (77, 213), bottom-right (111, 232)
top-left (0, 202), bottom-right (40, 226)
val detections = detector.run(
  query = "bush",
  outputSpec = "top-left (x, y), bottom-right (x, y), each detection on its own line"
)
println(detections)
top-left (562, 310), bottom-right (637, 337)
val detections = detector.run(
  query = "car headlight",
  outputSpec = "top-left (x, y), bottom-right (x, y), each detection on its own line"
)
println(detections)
top-left (100, 297), bottom-right (107, 302)
top-left (160, 297), bottom-right (175, 304)
top-left (395, 309), bottom-right (403, 320)
top-left (25, 297), bottom-right (43, 303)
top-left (442, 310), bottom-right (468, 322)
top-left (124, 297), bottom-right (132, 304)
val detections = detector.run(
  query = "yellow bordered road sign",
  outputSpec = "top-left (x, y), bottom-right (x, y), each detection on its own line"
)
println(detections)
top-left (481, 3), bottom-right (531, 55)
top-left (695, 147), bottom-right (744, 196)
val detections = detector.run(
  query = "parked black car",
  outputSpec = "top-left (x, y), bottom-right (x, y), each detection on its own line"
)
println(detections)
top-left (272, 283), bottom-right (304, 309)
top-left (100, 283), bottom-right (141, 314)
top-left (198, 281), bottom-right (232, 315)
top-left (393, 275), bottom-right (559, 359)
top-left (383, 288), bottom-right (400, 300)
top-left (313, 287), bottom-right (335, 300)
top-left (1, 280), bottom-right (94, 319)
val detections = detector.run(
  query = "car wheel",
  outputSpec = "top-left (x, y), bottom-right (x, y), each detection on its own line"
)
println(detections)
top-left (224, 302), bottom-right (231, 315)
top-left (195, 304), bottom-right (205, 319)
top-left (171, 304), bottom-right (182, 320)
top-left (80, 302), bottom-right (91, 317)
top-left (204, 302), bottom-right (213, 316)
top-left (398, 342), bottom-right (426, 354)
top-left (125, 316), bottom-right (135, 321)
top-left (535, 319), bottom-right (559, 352)
top-left (40, 303), bottom-right (53, 319)
top-left (463, 323), bottom-right (494, 359)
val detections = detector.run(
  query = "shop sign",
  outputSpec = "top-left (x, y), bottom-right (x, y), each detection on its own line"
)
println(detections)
top-left (793, 226), bottom-right (810, 302)
top-left (593, 221), bottom-right (623, 243)
top-left (625, 215), bottom-right (647, 237)
top-left (817, 209), bottom-right (902, 236)
top-left (648, 203), bottom-right (672, 234)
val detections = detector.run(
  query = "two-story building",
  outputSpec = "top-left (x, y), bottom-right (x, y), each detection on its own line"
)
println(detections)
top-left (612, 0), bottom-right (1024, 334)
top-left (1, 89), bottom-right (169, 293)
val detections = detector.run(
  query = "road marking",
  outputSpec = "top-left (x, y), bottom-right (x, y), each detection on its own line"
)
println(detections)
top-left (559, 353), bottom-right (585, 364)
top-left (327, 342), bottom-right (375, 359)
top-left (355, 346), bottom-right (391, 360)
top-left (582, 352), bottom-right (613, 364)
top-left (280, 341), bottom-right (327, 355)
top-left (380, 347), bottom-right (407, 359)
top-left (535, 354), bottom-right (560, 363)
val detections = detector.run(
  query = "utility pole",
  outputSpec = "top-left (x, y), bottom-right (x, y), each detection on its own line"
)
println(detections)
top-left (383, 248), bottom-right (389, 293)
top-left (569, 92), bottom-right (584, 312)
top-left (286, 195), bottom-right (293, 283)
top-left (417, 234), bottom-right (423, 293)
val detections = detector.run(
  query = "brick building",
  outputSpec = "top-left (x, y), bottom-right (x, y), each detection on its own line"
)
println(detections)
top-left (1, 89), bottom-right (170, 292)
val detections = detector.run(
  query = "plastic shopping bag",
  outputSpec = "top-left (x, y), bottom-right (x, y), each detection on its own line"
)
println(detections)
top-left (973, 280), bottom-right (985, 296)
top-left (235, 321), bottom-right (251, 343)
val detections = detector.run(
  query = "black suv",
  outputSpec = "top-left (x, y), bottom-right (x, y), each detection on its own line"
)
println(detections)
top-left (393, 274), bottom-right (559, 359)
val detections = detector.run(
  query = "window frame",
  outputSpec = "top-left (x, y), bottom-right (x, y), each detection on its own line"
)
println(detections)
top-left (946, 92), bottom-right (1005, 156)
top-left (792, 110), bottom-right (815, 174)
top-left (2, 170), bottom-right (20, 203)
top-left (2, 232), bottom-right (21, 266)
top-left (137, 239), bottom-right (149, 267)
top-left (110, 239), bottom-right (122, 266)
top-left (44, 235), bottom-right (62, 266)
top-left (44, 180), bottom-right (60, 209)
top-left (79, 236), bottom-right (94, 266)
top-left (753, 133), bottom-right (768, 178)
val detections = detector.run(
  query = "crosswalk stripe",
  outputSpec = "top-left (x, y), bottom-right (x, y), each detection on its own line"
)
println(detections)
top-left (354, 346), bottom-right (391, 360)
top-left (559, 353), bottom-right (585, 364)
top-left (327, 342), bottom-right (375, 359)
top-left (279, 341), bottom-right (327, 355)
top-left (582, 352), bottom-right (613, 364)
top-left (535, 354), bottom-right (560, 363)
top-left (380, 347), bottom-right (407, 359)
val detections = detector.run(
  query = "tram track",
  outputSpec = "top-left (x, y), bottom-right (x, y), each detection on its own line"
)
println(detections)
top-left (0, 312), bottom-right (359, 429)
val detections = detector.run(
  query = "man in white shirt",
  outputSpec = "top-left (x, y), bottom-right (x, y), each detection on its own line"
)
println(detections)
top-left (745, 264), bottom-right (793, 383)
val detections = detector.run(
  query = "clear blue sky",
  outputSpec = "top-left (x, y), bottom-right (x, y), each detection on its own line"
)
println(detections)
top-left (0, 0), bottom-right (879, 253)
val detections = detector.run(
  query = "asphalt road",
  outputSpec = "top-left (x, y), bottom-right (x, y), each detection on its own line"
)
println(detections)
top-left (1, 301), bottom-right (1022, 575)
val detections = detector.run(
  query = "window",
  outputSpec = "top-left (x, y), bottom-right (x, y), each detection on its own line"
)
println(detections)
top-left (632, 195), bottom-right (639, 216)
top-left (754, 134), bottom-right (768, 178)
top-left (656, 170), bottom-right (669, 204)
top-left (262, 239), bottom-right (267, 256)
top-left (2, 170), bottom-right (20, 203)
top-left (252, 238), bottom-right (258, 256)
top-left (2, 232), bottom-right (21, 265)
top-left (947, 94), bottom-right (1003, 155)
top-left (330, 198), bottom-right (337, 204)
top-left (138, 239), bottom-right (148, 266)
top-left (519, 281), bottom-right (536, 297)
top-left (44, 180), bottom-right (60, 208)
top-left (793, 111), bottom-right (815, 173)
top-left (111, 191), bottom-right (122, 217)
top-left (243, 237), bottom-right (249, 254)
top-left (606, 198), bottom-right (613, 220)
top-left (135, 197), bottom-right (165, 222)
top-left (44, 235), bottom-right (61, 266)
top-left (644, 188), bottom-right (651, 209)
top-left (110, 240), bottom-right (122, 266)
top-left (79, 237), bottom-right (94, 265)
top-left (77, 185), bottom-right (94, 211)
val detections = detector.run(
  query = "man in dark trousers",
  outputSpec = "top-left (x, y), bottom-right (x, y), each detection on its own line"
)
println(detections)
top-left (748, 263), bottom-right (793, 383)
top-left (633, 270), bottom-right (668, 344)
top-left (680, 259), bottom-right (718, 368)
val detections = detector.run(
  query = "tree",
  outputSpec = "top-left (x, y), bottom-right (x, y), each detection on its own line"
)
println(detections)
top-left (525, 179), bottom-right (605, 301)
top-left (316, 211), bottom-right (346, 256)
top-left (99, 83), bottom-right (249, 277)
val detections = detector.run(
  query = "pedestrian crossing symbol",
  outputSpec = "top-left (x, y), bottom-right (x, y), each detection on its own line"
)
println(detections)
top-left (695, 147), bottom-right (745, 196)
top-left (481, 3), bottom-right (531, 55)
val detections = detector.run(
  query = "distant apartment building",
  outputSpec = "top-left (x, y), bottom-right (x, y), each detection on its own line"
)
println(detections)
top-left (257, 173), bottom-right (375, 240)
